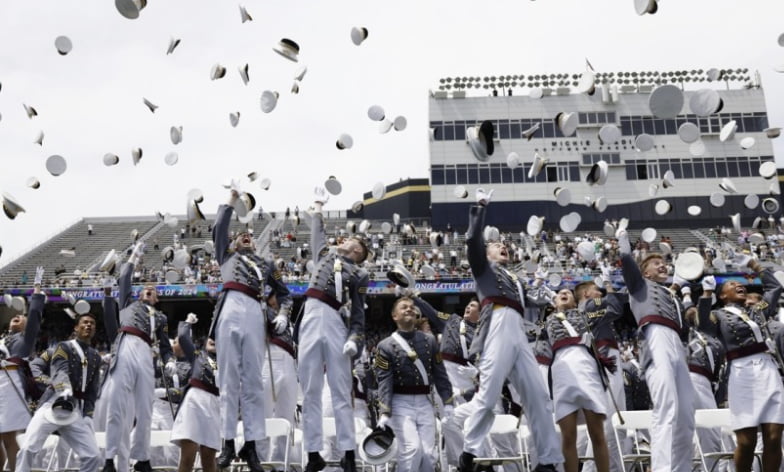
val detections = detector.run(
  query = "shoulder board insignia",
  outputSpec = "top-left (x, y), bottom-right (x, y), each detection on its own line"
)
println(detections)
top-left (435, 352), bottom-right (442, 363)
top-left (41, 351), bottom-right (51, 361)
top-left (374, 354), bottom-right (389, 370)
top-left (594, 297), bottom-right (602, 305)
top-left (437, 312), bottom-right (450, 320)
top-left (709, 312), bottom-right (718, 324)
top-left (358, 287), bottom-right (367, 294)
top-left (52, 345), bottom-right (69, 361)
top-left (756, 301), bottom-right (769, 311)
top-left (273, 271), bottom-right (282, 280)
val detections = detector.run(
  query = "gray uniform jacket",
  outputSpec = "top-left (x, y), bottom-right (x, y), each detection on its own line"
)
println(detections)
top-left (412, 297), bottom-right (476, 365)
top-left (178, 322), bottom-right (219, 398)
top-left (40, 340), bottom-right (101, 417)
top-left (103, 262), bottom-right (173, 373)
top-left (373, 329), bottom-right (452, 416)
top-left (701, 268), bottom-right (782, 358)
top-left (580, 293), bottom-right (627, 360)
top-left (306, 212), bottom-right (369, 348)
top-left (1, 292), bottom-right (44, 399)
top-left (686, 296), bottom-right (726, 384)
top-left (210, 204), bottom-right (292, 337)
top-left (466, 204), bottom-right (527, 359)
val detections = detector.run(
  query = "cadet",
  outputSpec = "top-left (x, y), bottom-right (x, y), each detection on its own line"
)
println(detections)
top-left (16, 308), bottom-right (102, 472)
top-left (102, 244), bottom-right (175, 472)
top-left (299, 188), bottom-right (369, 472)
top-left (210, 188), bottom-right (292, 472)
top-left (704, 257), bottom-right (784, 472)
top-left (459, 189), bottom-right (563, 472)
top-left (0, 267), bottom-right (45, 471)
top-left (617, 229), bottom-right (695, 472)
top-left (374, 297), bottom-right (453, 472)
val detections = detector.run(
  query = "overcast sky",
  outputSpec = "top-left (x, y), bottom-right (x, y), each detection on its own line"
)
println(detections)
top-left (1, 0), bottom-right (784, 267)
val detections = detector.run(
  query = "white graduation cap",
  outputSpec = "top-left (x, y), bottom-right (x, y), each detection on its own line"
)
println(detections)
top-left (164, 152), bottom-right (178, 166)
top-left (586, 160), bottom-right (609, 186)
top-left (641, 227), bottom-right (657, 243)
top-left (33, 131), bottom-right (43, 146)
top-left (132, 148), bottom-right (143, 166)
top-left (760, 161), bottom-right (777, 179)
top-left (559, 212), bottom-right (581, 233)
top-left (598, 124), bottom-right (621, 145)
top-left (522, 123), bottom-right (540, 140)
top-left (325, 176), bottom-right (342, 195)
top-left (54, 36), bottom-right (72, 55)
top-left (26, 177), bottom-right (40, 190)
top-left (142, 97), bottom-right (157, 113)
top-left (674, 252), bottom-right (704, 281)
top-left (635, 134), bottom-right (655, 152)
top-left (368, 105), bottom-right (385, 122)
top-left (662, 170), bottom-right (675, 189)
top-left (372, 182), bottom-right (386, 200)
top-left (709, 192), bottom-right (726, 208)
top-left (453, 185), bottom-right (468, 199)
top-left (765, 127), bottom-right (781, 139)
top-left (689, 140), bottom-right (706, 157)
top-left (273, 38), bottom-right (300, 62)
top-left (229, 112), bottom-right (240, 127)
top-left (239, 5), bottom-right (252, 22)
top-left (506, 152), bottom-right (521, 169)
top-left (2, 192), bottom-right (25, 220)
top-left (677, 122), bottom-right (700, 143)
top-left (744, 194), bottom-right (760, 210)
top-left (555, 112), bottom-right (578, 137)
top-left (115, 0), bottom-right (147, 19)
top-left (634, 0), bottom-right (658, 15)
top-left (654, 199), bottom-right (672, 215)
top-left (740, 137), bottom-right (756, 150)
top-left (526, 215), bottom-right (544, 237)
top-left (719, 120), bottom-right (737, 143)
top-left (576, 241), bottom-right (596, 262)
top-left (483, 226), bottom-right (500, 242)
top-left (187, 188), bottom-right (204, 203)
top-left (719, 178), bottom-right (738, 194)
top-left (23, 104), bottom-right (37, 119)
top-left (528, 153), bottom-right (547, 179)
top-left (466, 121), bottom-right (495, 161)
top-left (730, 213), bottom-right (742, 233)
top-left (260, 91), bottom-right (279, 113)
top-left (687, 205), bottom-right (703, 216)
top-left (336, 134), bottom-right (353, 150)
top-left (238, 64), bottom-right (250, 85)
top-left (393, 116), bottom-right (407, 132)
top-left (648, 84), bottom-right (683, 119)
top-left (351, 27), bottom-right (369, 46)
top-left (577, 71), bottom-right (596, 95)
top-left (592, 196), bottom-right (608, 213)
top-left (648, 183), bottom-right (660, 198)
top-left (762, 198), bottom-right (780, 215)
top-left (359, 220), bottom-right (372, 233)
top-left (210, 64), bottom-right (226, 80)
top-left (166, 38), bottom-right (180, 55)
top-left (554, 187), bottom-right (571, 207)
top-left (690, 89), bottom-right (723, 116)
top-left (46, 155), bottom-right (67, 177)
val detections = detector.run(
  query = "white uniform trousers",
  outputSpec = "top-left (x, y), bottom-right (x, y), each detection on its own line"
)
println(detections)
top-left (690, 372), bottom-right (723, 472)
top-left (0, 367), bottom-right (31, 433)
top-left (581, 347), bottom-right (625, 472)
top-left (215, 290), bottom-right (267, 442)
top-left (298, 298), bottom-right (355, 453)
top-left (643, 324), bottom-right (696, 472)
top-left (148, 396), bottom-right (177, 468)
top-left (389, 394), bottom-right (437, 472)
top-left (261, 344), bottom-right (298, 462)
top-left (464, 306), bottom-right (563, 465)
top-left (16, 403), bottom-right (100, 472)
top-left (103, 334), bottom-right (155, 469)
top-left (444, 360), bottom-right (474, 404)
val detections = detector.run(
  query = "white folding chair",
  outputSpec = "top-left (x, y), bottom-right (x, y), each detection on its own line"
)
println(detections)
top-left (16, 433), bottom-right (60, 472)
top-left (611, 410), bottom-right (652, 472)
top-left (473, 414), bottom-right (528, 470)
top-left (148, 430), bottom-right (176, 471)
top-left (262, 418), bottom-right (292, 472)
top-left (694, 408), bottom-right (762, 472)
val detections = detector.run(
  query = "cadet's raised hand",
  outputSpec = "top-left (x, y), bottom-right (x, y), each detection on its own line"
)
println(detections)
top-left (475, 188), bottom-right (494, 206)
top-left (34, 266), bottom-right (45, 286)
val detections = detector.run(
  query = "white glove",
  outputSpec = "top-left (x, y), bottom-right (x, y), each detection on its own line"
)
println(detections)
top-left (680, 286), bottom-right (692, 297)
top-left (0, 343), bottom-right (9, 360)
top-left (377, 414), bottom-right (390, 429)
top-left (542, 286), bottom-right (558, 306)
top-left (672, 274), bottom-right (689, 288)
top-left (701, 275), bottom-right (717, 291)
top-left (60, 388), bottom-right (73, 401)
top-left (600, 263), bottom-right (612, 281)
top-left (457, 364), bottom-right (478, 380)
top-left (617, 230), bottom-right (631, 255)
top-left (129, 242), bottom-right (146, 264)
top-left (154, 387), bottom-right (166, 398)
top-left (343, 340), bottom-right (358, 357)
top-left (164, 361), bottom-right (177, 376)
top-left (34, 266), bottom-right (45, 286)
top-left (443, 405), bottom-right (454, 421)
top-left (101, 354), bottom-right (112, 365)
top-left (475, 188), bottom-right (494, 206)
top-left (581, 331), bottom-right (594, 346)
top-left (314, 186), bottom-right (329, 205)
top-left (185, 313), bottom-right (199, 324)
top-left (533, 267), bottom-right (548, 286)
top-left (272, 314), bottom-right (288, 334)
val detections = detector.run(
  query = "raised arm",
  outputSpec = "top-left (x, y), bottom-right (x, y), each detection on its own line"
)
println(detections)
top-left (466, 205), bottom-right (489, 278)
top-left (176, 321), bottom-right (197, 364)
top-left (21, 293), bottom-right (45, 358)
top-left (759, 267), bottom-right (783, 320)
top-left (213, 204), bottom-right (234, 265)
top-left (347, 270), bottom-right (370, 349)
top-left (83, 352), bottom-right (101, 417)
top-left (431, 335), bottom-right (453, 405)
top-left (102, 279), bottom-right (119, 343)
top-left (265, 260), bottom-right (292, 318)
top-left (373, 343), bottom-right (393, 417)
top-left (311, 187), bottom-right (330, 265)
top-left (697, 276), bottom-right (719, 338)
top-left (411, 296), bottom-right (448, 334)
top-left (156, 315), bottom-right (174, 365)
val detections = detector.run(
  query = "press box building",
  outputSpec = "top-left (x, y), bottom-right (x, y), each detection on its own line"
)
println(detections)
top-left (427, 69), bottom-right (781, 232)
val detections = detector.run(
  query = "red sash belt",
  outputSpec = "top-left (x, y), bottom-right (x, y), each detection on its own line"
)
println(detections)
top-left (223, 281), bottom-right (261, 300)
top-left (189, 378), bottom-right (219, 396)
top-left (726, 342), bottom-right (769, 361)
top-left (595, 339), bottom-right (619, 350)
top-left (535, 355), bottom-right (552, 366)
top-left (393, 385), bottom-right (431, 395)
top-left (639, 315), bottom-right (681, 334)
top-left (688, 365), bottom-right (715, 382)
top-left (305, 288), bottom-right (342, 311)
top-left (551, 337), bottom-right (583, 354)
top-left (441, 352), bottom-right (468, 366)
top-left (480, 296), bottom-right (525, 316)
top-left (120, 326), bottom-right (153, 346)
